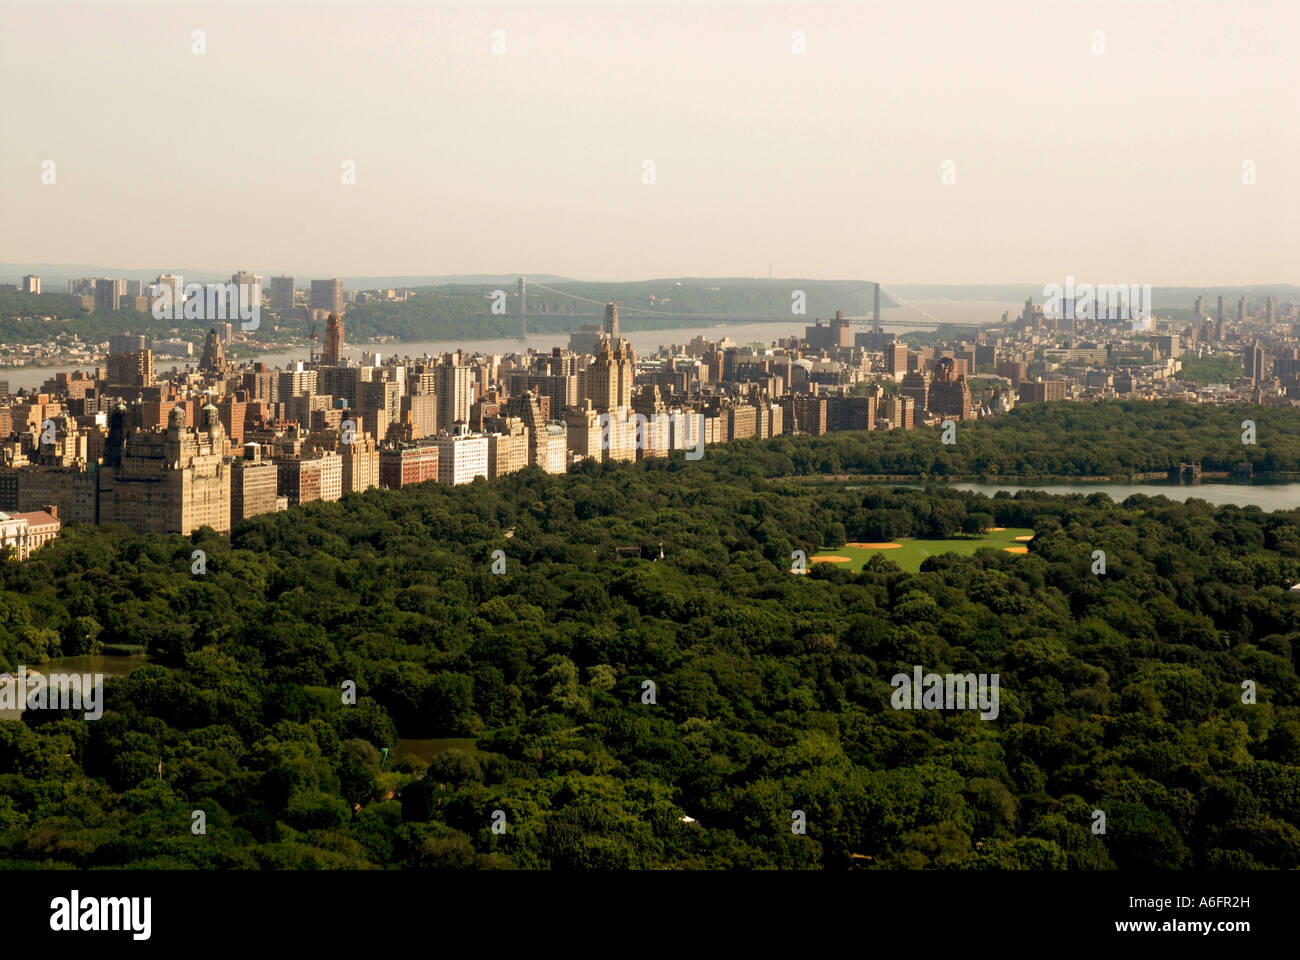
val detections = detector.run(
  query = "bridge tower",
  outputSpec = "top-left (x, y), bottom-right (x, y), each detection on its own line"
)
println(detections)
top-left (517, 277), bottom-right (527, 339)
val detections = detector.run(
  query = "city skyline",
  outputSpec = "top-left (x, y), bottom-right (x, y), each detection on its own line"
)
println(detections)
top-left (3, 0), bottom-right (1297, 285)
top-left (7, 274), bottom-right (1297, 533)
top-left (4, 0), bottom-right (1300, 916)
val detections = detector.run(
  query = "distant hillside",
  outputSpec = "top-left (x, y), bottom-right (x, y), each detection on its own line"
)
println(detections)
top-left (0, 279), bottom-right (891, 346)
top-left (340, 278), bottom-right (890, 341)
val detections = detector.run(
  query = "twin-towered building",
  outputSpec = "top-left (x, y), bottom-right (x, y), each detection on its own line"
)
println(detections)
top-left (98, 402), bottom-right (232, 534)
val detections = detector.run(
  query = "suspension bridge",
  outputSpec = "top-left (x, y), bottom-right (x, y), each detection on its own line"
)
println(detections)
top-left (509, 278), bottom-right (951, 339)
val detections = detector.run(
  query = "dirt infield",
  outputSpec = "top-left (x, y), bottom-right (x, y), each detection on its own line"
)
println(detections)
top-left (810, 556), bottom-right (851, 563)
top-left (844, 542), bottom-right (903, 549)
top-left (1003, 546), bottom-right (1029, 554)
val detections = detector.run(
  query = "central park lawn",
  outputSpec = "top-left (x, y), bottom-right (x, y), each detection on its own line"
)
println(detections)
top-left (811, 527), bottom-right (1035, 572)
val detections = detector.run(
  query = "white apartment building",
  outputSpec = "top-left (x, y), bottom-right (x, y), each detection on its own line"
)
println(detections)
top-left (432, 433), bottom-right (489, 486)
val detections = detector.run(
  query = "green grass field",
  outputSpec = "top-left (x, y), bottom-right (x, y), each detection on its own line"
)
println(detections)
top-left (811, 527), bottom-right (1035, 572)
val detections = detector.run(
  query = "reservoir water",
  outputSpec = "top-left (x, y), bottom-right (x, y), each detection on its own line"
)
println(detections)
top-left (0, 653), bottom-right (152, 720)
top-left (945, 480), bottom-right (1300, 512)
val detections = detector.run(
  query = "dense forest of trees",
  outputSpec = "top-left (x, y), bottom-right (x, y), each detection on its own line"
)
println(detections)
top-left (0, 293), bottom-right (232, 347)
top-left (762, 401), bottom-right (1300, 478)
top-left (2, 416), bottom-right (1299, 869)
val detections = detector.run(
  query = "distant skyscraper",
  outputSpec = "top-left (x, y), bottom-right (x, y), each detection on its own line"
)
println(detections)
top-left (105, 349), bottom-right (153, 387)
top-left (887, 394), bottom-right (914, 430)
top-left (804, 311), bottom-right (852, 349)
top-left (340, 433), bottom-right (380, 493)
top-left (928, 357), bottom-right (973, 420)
top-left (436, 356), bottom-right (473, 431)
top-left (97, 404), bottom-right (231, 534)
top-left (1238, 297), bottom-right (1246, 325)
top-left (379, 445), bottom-right (439, 488)
top-left (322, 313), bottom-right (344, 366)
top-left (108, 334), bottom-right (146, 355)
top-left (1151, 334), bottom-right (1181, 358)
top-left (200, 328), bottom-right (228, 376)
top-left (94, 278), bottom-right (119, 312)
top-left (1194, 295), bottom-right (1203, 322)
top-left (602, 302), bottom-right (620, 340)
top-left (1018, 379), bottom-right (1067, 403)
top-left (21, 275), bottom-right (40, 294)
top-left (901, 371), bottom-right (929, 413)
top-left (431, 432), bottom-right (489, 486)
top-left (231, 272), bottom-right (261, 315)
top-left (152, 274), bottom-right (181, 312)
top-left (1251, 340), bottom-right (1265, 383)
top-left (270, 276), bottom-right (295, 310)
top-left (586, 339), bottom-right (635, 411)
top-left (873, 282), bottom-right (881, 329)
top-left (311, 278), bottom-right (345, 315)
top-left (1266, 297), bottom-right (1275, 325)
top-left (887, 341), bottom-right (908, 382)
top-left (231, 443), bottom-right (279, 523)
top-left (1216, 295), bottom-right (1224, 322)
top-left (277, 453), bottom-right (343, 506)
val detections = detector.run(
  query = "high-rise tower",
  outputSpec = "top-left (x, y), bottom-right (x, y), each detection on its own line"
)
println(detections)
top-left (436, 354), bottom-right (473, 431)
top-left (199, 328), bottom-right (227, 376)
top-left (311, 278), bottom-right (345, 316)
top-left (323, 313), bottom-right (344, 365)
top-left (928, 357), bottom-right (973, 421)
top-left (602, 302), bottom-right (620, 340)
top-left (586, 339), bottom-right (635, 411)
top-left (270, 276), bottom-right (295, 310)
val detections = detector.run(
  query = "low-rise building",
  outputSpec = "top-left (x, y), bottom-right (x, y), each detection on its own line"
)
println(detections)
top-left (0, 506), bottom-right (61, 560)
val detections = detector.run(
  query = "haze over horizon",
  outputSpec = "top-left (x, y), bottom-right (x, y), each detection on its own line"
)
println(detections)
top-left (4, 262), bottom-right (1300, 294)
top-left (3, 0), bottom-right (1297, 285)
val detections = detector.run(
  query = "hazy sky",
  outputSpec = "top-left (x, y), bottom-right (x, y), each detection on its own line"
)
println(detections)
top-left (2, 0), bottom-right (1297, 284)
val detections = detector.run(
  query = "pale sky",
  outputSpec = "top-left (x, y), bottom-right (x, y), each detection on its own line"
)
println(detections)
top-left (2, 0), bottom-right (1297, 284)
